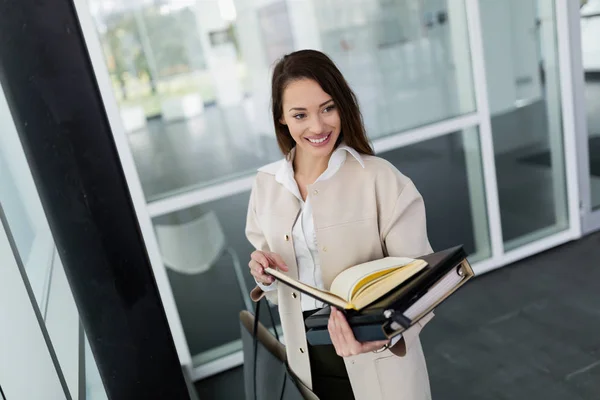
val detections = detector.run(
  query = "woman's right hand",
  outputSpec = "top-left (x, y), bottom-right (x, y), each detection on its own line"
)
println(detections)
top-left (249, 250), bottom-right (289, 285)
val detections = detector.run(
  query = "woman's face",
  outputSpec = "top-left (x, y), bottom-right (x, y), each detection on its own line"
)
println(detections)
top-left (280, 78), bottom-right (341, 159)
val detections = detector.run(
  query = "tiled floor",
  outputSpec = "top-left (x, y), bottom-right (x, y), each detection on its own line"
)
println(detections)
top-left (195, 230), bottom-right (600, 399)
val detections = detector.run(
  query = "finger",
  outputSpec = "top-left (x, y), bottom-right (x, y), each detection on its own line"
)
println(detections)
top-left (328, 309), bottom-right (343, 356)
top-left (249, 261), bottom-right (273, 284)
top-left (249, 259), bottom-right (272, 277)
top-left (332, 309), bottom-right (351, 357)
top-left (335, 309), bottom-right (362, 356)
top-left (248, 259), bottom-right (263, 274)
top-left (363, 340), bottom-right (391, 353)
top-left (250, 269), bottom-right (272, 284)
top-left (267, 252), bottom-right (288, 272)
top-left (251, 251), bottom-right (270, 269)
top-left (249, 260), bottom-right (267, 279)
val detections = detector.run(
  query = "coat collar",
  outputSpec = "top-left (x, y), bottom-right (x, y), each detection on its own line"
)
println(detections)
top-left (258, 143), bottom-right (365, 177)
top-left (258, 144), bottom-right (365, 201)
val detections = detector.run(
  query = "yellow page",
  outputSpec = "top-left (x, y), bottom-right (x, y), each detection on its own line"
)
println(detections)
top-left (351, 271), bottom-right (399, 299)
top-left (352, 260), bottom-right (427, 310)
top-left (329, 257), bottom-right (416, 301)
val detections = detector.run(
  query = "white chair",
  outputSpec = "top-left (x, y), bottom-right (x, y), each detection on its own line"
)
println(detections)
top-left (160, 93), bottom-right (204, 122)
top-left (120, 105), bottom-right (147, 133)
top-left (154, 210), bottom-right (252, 311)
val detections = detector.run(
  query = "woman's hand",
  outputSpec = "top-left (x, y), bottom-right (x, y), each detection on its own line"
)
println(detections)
top-left (248, 250), bottom-right (288, 285)
top-left (328, 307), bottom-right (390, 357)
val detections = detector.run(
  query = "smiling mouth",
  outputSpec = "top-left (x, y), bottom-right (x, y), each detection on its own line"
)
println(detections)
top-left (306, 133), bottom-right (331, 144)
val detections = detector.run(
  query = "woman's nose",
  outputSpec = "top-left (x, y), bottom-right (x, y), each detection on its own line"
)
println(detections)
top-left (309, 115), bottom-right (327, 134)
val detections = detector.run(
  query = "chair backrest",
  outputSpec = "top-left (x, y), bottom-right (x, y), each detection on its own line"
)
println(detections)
top-left (154, 210), bottom-right (226, 275)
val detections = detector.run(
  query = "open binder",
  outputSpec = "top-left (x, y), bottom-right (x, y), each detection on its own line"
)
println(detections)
top-left (297, 246), bottom-right (474, 345)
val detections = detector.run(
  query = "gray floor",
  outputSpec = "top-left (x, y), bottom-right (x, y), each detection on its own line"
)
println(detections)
top-left (195, 230), bottom-right (600, 399)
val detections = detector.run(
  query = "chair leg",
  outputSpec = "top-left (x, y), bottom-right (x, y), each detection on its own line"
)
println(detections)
top-left (225, 247), bottom-right (253, 311)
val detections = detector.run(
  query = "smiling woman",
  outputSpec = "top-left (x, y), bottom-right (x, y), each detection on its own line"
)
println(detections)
top-left (282, 80), bottom-right (340, 153)
top-left (270, 50), bottom-right (374, 159)
top-left (246, 49), bottom-right (435, 400)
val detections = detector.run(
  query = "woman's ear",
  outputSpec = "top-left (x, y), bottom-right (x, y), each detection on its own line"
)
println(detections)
top-left (279, 116), bottom-right (287, 126)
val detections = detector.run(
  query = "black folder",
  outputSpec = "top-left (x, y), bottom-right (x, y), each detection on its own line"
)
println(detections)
top-left (305, 246), bottom-right (473, 345)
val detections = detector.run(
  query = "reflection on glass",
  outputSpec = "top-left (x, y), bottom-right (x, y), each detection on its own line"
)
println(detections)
top-left (88, 0), bottom-right (475, 201)
top-left (379, 127), bottom-right (491, 263)
top-left (0, 89), bottom-right (107, 400)
top-left (580, 1), bottom-right (600, 210)
top-left (151, 194), bottom-right (269, 367)
top-left (315, 0), bottom-right (475, 139)
top-left (480, 0), bottom-right (569, 250)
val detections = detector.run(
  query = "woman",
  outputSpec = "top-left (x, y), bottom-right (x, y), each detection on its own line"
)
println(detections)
top-left (246, 50), bottom-right (434, 399)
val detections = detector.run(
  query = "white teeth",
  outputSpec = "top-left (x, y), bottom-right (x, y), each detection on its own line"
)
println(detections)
top-left (308, 134), bottom-right (329, 144)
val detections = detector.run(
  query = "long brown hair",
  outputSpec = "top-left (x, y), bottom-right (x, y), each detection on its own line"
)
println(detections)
top-left (271, 50), bottom-right (374, 156)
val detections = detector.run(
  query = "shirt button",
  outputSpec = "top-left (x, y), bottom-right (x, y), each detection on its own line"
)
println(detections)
top-left (313, 189), bottom-right (318, 195)
top-left (299, 348), bottom-right (305, 354)
top-left (292, 292), bottom-right (297, 299)
top-left (284, 234), bottom-right (290, 241)
top-left (322, 246), bottom-right (327, 252)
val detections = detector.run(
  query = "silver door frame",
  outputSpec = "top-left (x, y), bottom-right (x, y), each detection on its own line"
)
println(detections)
top-left (568, 0), bottom-right (600, 233)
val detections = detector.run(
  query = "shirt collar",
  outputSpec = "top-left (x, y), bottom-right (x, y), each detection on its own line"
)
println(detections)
top-left (257, 144), bottom-right (365, 200)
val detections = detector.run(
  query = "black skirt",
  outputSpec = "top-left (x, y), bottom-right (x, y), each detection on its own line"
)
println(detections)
top-left (303, 310), bottom-right (355, 399)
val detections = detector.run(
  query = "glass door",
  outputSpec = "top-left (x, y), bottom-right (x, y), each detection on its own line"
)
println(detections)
top-left (572, 0), bottom-right (600, 233)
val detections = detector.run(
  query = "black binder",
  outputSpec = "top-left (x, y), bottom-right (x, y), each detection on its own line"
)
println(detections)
top-left (305, 246), bottom-right (473, 345)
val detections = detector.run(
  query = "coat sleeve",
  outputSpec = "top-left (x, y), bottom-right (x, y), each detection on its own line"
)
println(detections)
top-left (245, 177), bottom-right (279, 305)
top-left (379, 177), bottom-right (434, 356)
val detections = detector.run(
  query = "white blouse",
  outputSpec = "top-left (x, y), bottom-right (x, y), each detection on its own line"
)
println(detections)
top-left (255, 144), bottom-right (364, 311)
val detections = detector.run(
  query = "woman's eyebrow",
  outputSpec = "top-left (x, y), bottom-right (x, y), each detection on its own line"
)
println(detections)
top-left (288, 99), bottom-right (333, 112)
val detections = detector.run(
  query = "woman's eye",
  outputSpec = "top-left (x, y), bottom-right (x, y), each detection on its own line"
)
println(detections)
top-left (293, 113), bottom-right (306, 120)
top-left (323, 105), bottom-right (336, 113)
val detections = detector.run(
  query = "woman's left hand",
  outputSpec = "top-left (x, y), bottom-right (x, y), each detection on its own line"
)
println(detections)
top-left (328, 307), bottom-right (390, 357)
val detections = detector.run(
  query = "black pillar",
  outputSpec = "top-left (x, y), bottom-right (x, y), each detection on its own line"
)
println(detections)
top-left (0, 1), bottom-right (189, 399)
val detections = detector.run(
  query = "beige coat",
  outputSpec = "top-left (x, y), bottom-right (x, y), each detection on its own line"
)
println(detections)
top-left (246, 154), bottom-right (434, 399)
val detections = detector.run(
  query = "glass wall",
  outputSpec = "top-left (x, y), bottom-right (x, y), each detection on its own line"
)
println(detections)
top-left (82, 0), bottom-right (576, 377)
top-left (88, 0), bottom-right (475, 201)
top-left (378, 127), bottom-right (491, 261)
top-left (0, 85), bottom-right (107, 399)
top-left (480, 0), bottom-right (569, 250)
top-left (580, 0), bottom-right (600, 210)
top-left (86, 0), bottom-right (491, 370)
top-left (149, 125), bottom-right (490, 369)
